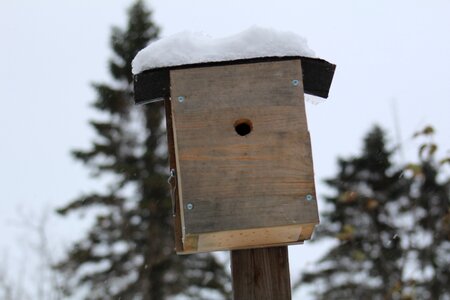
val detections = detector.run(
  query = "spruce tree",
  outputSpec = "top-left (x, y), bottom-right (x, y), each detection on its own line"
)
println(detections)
top-left (56, 1), bottom-right (230, 299)
top-left (298, 125), bottom-right (450, 299)
top-left (404, 127), bottom-right (450, 299)
top-left (299, 126), bottom-right (409, 299)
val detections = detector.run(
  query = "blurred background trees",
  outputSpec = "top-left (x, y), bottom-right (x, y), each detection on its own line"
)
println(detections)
top-left (55, 1), bottom-right (230, 299)
top-left (298, 125), bottom-right (449, 300)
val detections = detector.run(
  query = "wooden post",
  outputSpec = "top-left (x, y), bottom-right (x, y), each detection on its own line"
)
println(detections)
top-left (231, 246), bottom-right (291, 300)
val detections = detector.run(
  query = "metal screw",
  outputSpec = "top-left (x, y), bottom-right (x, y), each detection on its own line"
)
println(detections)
top-left (186, 203), bottom-right (194, 210)
top-left (177, 96), bottom-right (185, 103)
top-left (305, 194), bottom-right (314, 201)
top-left (292, 79), bottom-right (300, 86)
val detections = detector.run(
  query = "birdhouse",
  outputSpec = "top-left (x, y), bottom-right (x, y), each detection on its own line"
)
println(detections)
top-left (132, 30), bottom-right (335, 254)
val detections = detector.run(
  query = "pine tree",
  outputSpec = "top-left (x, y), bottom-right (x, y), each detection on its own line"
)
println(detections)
top-left (298, 125), bottom-right (450, 299)
top-left (404, 127), bottom-right (450, 299)
top-left (299, 126), bottom-right (409, 299)
top-left (56, 1), bottom-right (230, 299)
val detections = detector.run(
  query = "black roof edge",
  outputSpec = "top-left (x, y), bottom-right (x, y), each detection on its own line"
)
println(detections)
top-left (133, 56), bottom-right (336, 105)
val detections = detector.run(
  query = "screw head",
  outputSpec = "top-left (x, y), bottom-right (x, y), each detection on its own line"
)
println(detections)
top-left (292, 79), bottom-right (300, 86)
top-left (177, 96), bottom-right (185, 103)
top-left (186, 203), bottom-right (194, 210)
top-left (305, 194), bottom-right (314, 201)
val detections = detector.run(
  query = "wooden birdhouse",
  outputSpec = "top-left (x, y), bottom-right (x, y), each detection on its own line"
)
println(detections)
top-left (132, 29), bottom-right (335, 254)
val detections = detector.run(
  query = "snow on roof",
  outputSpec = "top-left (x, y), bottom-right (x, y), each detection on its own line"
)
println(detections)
top-left (132, 26), bottom-right (316, 74)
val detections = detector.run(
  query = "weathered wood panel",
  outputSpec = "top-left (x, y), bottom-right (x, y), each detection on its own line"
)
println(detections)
top-left (164, 98), bottom-right (183, 252)
top-left (170, 60), bottom-right (319, 251)
top-left (231, 246), bottom-right (292, 300)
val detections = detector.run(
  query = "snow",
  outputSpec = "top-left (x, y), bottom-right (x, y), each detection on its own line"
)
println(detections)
top-left (132, 26), bottom-right (316, 74)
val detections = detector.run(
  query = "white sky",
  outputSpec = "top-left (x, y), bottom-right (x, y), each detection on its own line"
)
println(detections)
top-left (1, 0), bottom-right (450, 299)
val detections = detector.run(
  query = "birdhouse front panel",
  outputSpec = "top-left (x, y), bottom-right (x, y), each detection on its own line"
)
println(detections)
top-left (169, 59), bottom-right (319, 253)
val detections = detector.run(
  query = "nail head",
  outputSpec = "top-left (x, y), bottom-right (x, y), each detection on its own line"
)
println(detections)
top-left (305, 194), bottom-right (314, 201)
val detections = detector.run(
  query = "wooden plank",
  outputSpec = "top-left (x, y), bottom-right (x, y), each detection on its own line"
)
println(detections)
top-left (164, 98), bottom-right (183, 252)
top-left (197, 224), bottom-right (303, 253)
top-left (134, 56), bottom-right (336, 104)
top-left (178, 223), bottom-right (316, 254)
top-left (170, 60), bottom-right (319, 242)
top-left (170, 101), bottom-right (188, 247)
top-left (231, 246), bottom-right (292, 300)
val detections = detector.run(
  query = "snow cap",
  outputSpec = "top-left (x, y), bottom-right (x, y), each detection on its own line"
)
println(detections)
top-left (132, 26), bottom-right (316, 74)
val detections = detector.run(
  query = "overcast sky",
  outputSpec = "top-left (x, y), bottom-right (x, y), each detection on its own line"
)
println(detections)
top-left (1, 0), bottom-right (450, 299)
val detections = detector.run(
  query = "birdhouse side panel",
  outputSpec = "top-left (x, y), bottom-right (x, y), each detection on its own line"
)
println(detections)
top-left (164, 98), bottom-right (184, 252)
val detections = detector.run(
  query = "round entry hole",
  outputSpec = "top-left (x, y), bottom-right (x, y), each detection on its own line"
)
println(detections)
top-left (234, 119), bottom-right (253, 136)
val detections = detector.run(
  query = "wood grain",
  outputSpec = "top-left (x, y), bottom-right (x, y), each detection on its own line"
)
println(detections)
top-left (170, 59), bottom-right (319, 252)
top-left (164, 98), bottom-right (183, 252)
top-left (231, 246), bottom-right (292, 300)
top-left (178, 223), bottom-right (317, 254)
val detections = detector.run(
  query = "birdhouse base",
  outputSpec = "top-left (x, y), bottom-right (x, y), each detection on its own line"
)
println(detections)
top-left (180, 223), bottom-right (316, 254)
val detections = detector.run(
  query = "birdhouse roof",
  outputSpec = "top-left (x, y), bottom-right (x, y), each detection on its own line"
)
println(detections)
top-left (132, 27), bottom-right (336, 104)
